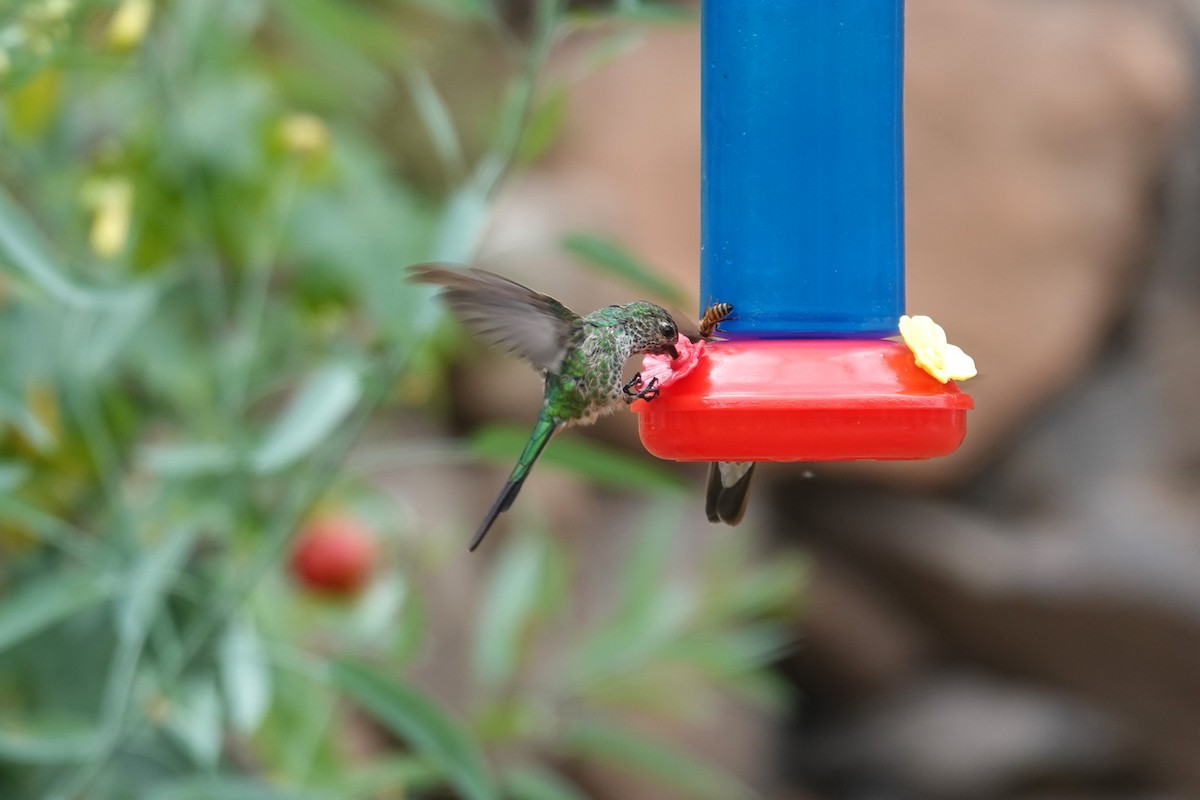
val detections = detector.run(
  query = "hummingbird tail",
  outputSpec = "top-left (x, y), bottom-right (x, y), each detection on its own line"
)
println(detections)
top-left (468, 416), bottom-right (559, 552)
top-left (705, 461), bottom-right (756, 526)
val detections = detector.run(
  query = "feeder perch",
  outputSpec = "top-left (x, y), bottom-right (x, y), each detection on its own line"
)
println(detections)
top-left (634, 0), bottom-right (972, 462)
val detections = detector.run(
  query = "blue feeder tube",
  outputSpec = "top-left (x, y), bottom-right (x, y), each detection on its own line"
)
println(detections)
top-left (635, 0), bottom-right (972, 462)
top-left (702, 1), bottom-right (904, 338)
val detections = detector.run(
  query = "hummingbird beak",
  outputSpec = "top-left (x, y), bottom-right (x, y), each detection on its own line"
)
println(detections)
top-left (668, 344), bottom-right (680, 359)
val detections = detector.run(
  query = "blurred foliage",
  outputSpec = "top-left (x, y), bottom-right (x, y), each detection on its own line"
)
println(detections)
top-left (0, 1), bottom-right (803, 799)
top-left (562, 232), bottom-right (689, 309)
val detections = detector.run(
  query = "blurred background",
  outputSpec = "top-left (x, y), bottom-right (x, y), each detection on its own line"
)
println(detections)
top-left (1, 1), bottom-right (1199, 799)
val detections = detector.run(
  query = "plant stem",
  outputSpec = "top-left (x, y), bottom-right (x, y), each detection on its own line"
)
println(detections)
top-left (475, 0), bottom-right (563, 202)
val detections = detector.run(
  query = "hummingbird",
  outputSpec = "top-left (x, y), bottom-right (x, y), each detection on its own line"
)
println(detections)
top-left (694, 302), bottom-right (755, 526)
top-left (409, 265), bottom-right (682, 551)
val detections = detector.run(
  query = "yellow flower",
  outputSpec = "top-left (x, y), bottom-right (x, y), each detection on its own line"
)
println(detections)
top-left (81, 177), bottom-right (133, 259)
top-left (107, 0), bottom-right (153, 51)
top-left (898, 314), bottom-right (977, 383)
top-left (278, 113), bottom-right (331, 158)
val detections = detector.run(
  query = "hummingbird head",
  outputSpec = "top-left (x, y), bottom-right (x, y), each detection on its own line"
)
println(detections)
top-left (625, 302), bottom-right (681, 360)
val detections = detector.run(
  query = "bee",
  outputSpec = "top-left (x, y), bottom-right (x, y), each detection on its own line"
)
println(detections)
top-left (698, 301), bottom-right (734, 339)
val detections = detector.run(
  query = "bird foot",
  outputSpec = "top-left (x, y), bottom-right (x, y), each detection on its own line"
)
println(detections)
top-left (638, 377), bottom-right (661, 401)
top-left (623, 373), bottom-right (660, 402)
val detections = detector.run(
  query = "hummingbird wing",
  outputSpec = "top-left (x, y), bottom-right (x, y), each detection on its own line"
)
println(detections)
top-left (705, 461), bottom-right (755, 525)
top-left (409, 264), bottom-right (581, 372)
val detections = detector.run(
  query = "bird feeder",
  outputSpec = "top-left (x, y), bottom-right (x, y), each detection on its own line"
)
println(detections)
top-left (635, 0), bottom-right (972, 461)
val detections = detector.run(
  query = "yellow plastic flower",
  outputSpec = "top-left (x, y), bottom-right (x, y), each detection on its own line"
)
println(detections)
top-left (898, 314), bottom-right (977, 383)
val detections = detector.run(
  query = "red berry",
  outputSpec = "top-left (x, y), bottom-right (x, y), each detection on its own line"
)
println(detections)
top-left (289, 516), bottom-right (377, 597)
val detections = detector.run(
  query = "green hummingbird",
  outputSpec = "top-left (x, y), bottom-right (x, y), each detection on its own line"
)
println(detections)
top-left (409, 265), bottom-right (681, 551)
top-left (694, 302), bottom-right (756, 526)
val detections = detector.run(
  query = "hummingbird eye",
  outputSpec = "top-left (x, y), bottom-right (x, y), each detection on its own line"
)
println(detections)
top-left (659, 320), bottom-right (676, 338)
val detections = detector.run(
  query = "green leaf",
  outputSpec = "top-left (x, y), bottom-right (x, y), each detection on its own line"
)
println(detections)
top-left (565, 720), bottom-right (756, 800)
top-left (471, 425), bottom-right (685, 493)
top-left (390, 580), bottom-right (429, 665)
top-left (723, 670), bottom-right (794, 710)
top-left (342, 756), bottom-right (443, 798)
top-left (64, 285), bottom-right (158, 377)
top-left (273, 0), bottom-right (404, 63)
top-left (613, 500), bottom-right (681, 621)
top-left (0, 461), bottom-right (30, 491)
top-left (473, 533), bottom-right (548, 688)
top-left (0, 184), bottom-right (143, 309)
top-left (406, 66), bottom-right (466, 178)
top-left (252, 363), bottom-right (362, 473)
top-left (563, 232), bottom-right (690, 309)
top-left (503, 765), bottom-right (589, 800)
top-left (532, 525), bottom-right (570, 619)
top-left (0, 723), bottom-right (99, 763)
top-left (571, 583), bottom-right (692, 686)
top-left (715, 557), bottom-right (809, 621)
top-left (412, 0), bottom-right (496, 22)
top-left (0, 184), bottom-right (85, 305)
top-left (574, 665), bottom-right (717, 719)
top-left (568, 3), bottom-right (695, 26)
top-left (432, 184), bottom-right (490, 263)
top-left (142, 776), bottom-right (333, 800)
top-left (610, 3), bottom-right (695, 23)
top-left (568, 502), bottom-right (694, 684)
top-left (0, 495), bottom-right (102, 563)
top-left (474, 699), bottom-right (542, 742)
top-left (166, 678), bottom-right (224, 769)
top-left (660, 625), bottom-right (794, 679)
top-left (348, 573), bottom-right (407, 644)
top-left (518, 86), bottom-right (568, 163)
top-left (141, 442), bottom-right (237, 478)
top-left (0, 571), bottom-right (118, 654)
top-left (575, 31), bottom-right (643, 76)
top-left (0, 390), bottom-right (55, 452)
top-left (117, 525), bottom-right (197, 642)
top-left (219, 614), bottom-right (272, 735)
top-left (332, 660), bottom-right (498, 800)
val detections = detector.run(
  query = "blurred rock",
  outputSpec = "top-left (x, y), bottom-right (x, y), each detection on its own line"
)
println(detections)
top-left (774, 423), bottom-right (1200, 795)
top-left (798, 672), bottom-right (1131, 800)
top-left (791, 554), bottom-right (934, 703)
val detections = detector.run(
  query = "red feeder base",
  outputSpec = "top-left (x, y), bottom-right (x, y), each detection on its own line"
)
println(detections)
top-left (633, 339), bottom-right (973, 462)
